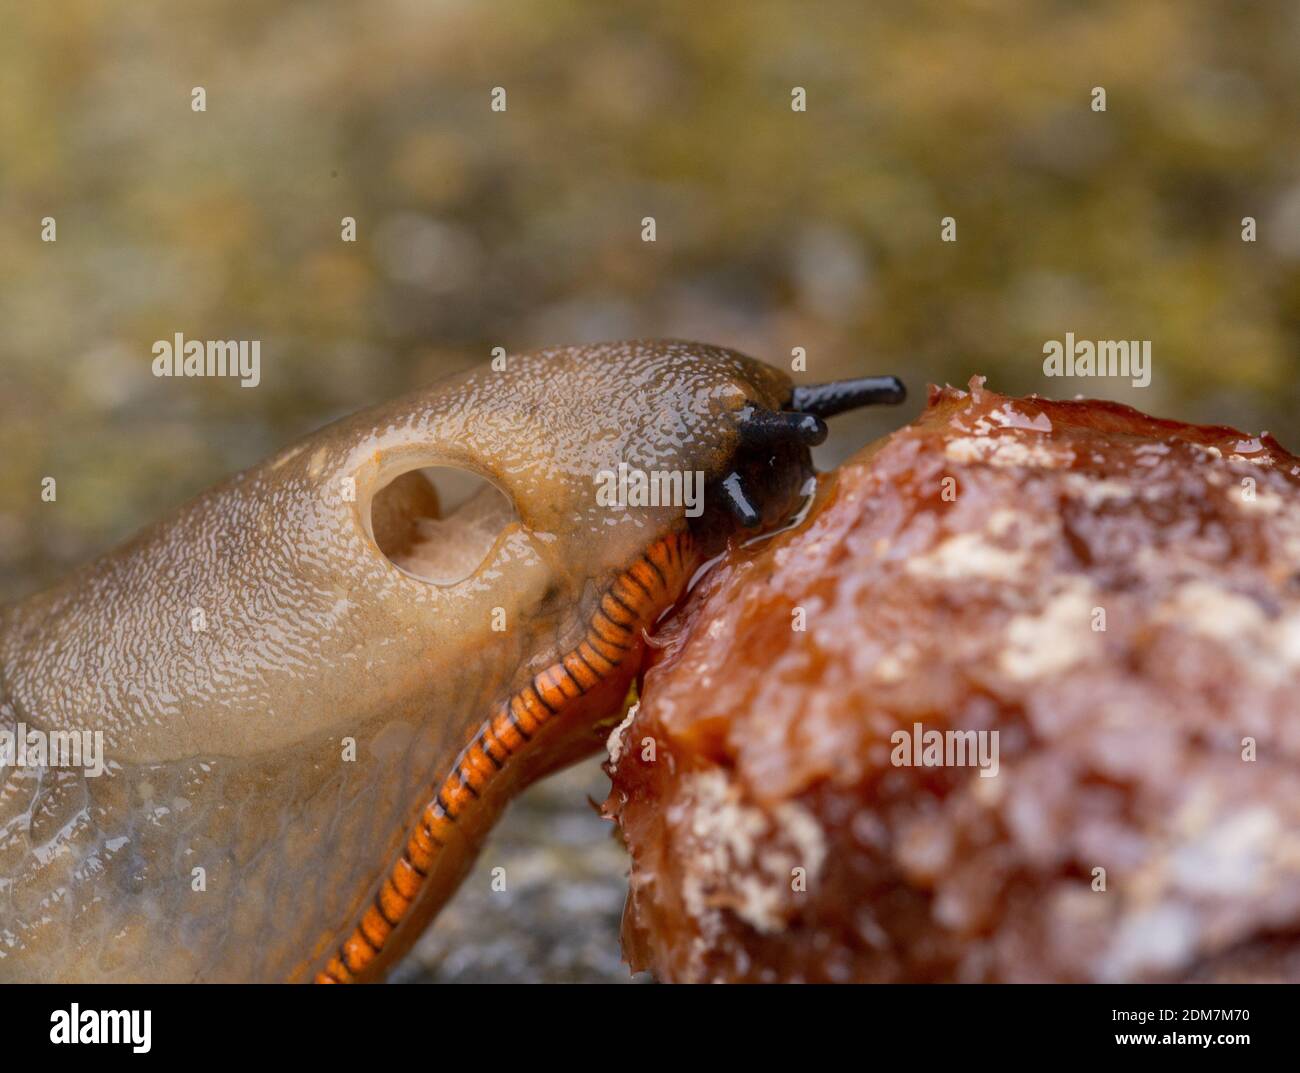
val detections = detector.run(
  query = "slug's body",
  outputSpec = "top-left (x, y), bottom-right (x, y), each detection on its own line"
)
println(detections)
top-left (0, 341), bottom-right (900, 982)
top-left (319, 529), bottom-right (696, 983)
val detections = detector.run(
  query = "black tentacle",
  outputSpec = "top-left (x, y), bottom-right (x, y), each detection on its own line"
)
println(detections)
top-left (789, 376), bottom-right (906, 418)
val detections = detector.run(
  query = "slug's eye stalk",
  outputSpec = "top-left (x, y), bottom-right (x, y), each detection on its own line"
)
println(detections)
top-left (789, 376), bottom-right (906, 418)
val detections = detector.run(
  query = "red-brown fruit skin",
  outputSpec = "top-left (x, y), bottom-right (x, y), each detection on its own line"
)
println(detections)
top-left (604, 377), bottom-right (1300, 983)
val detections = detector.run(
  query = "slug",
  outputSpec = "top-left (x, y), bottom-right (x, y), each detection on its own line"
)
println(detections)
top-left (0, 340), bottom-right (902, 982)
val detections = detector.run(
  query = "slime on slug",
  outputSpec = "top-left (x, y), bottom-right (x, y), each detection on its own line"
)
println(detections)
top-left (0, 340), bottom-right (903, 983)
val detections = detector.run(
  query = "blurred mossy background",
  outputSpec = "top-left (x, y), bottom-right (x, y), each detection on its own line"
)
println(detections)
top-left (1, 0), bottom-right (1299, 984)
top-left (3, 0), bottom-right (1300, 596)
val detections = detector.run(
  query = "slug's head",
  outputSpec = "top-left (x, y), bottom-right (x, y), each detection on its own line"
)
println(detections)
top-left (699, 363), bottom-right (907, 548)
top-left (470, 341), bottom-right (908, 569)
top-left (354, 341), bottom-right (906, 579)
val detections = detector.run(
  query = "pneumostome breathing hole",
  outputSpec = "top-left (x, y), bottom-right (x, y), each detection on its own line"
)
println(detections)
top-left (370, 466), bottom-right (516, 584)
